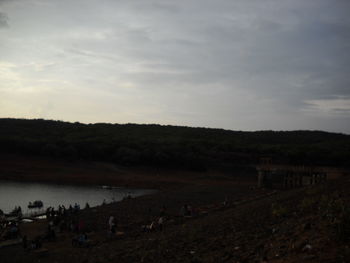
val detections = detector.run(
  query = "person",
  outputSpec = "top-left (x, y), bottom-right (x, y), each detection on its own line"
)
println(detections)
top-left (17, 206), bottom-right (22, 218)
top-left (58, 205), bottom-right (62, 215)
top-left (158, 217), bottom-right (164, 231)
top-left (187, 205), bottom-right (193, 216)
top-left (78, 219), bottom-right (85, 233)
top-left (149, 221), bottom-right (156, 232)
top-left (181, 204), bottom-right (190, 217)
top-left (46, 227), bottom-right (56, 241)
top-left (142, 221), bottom-right (156, 232)
top-left (74, 203), bottom-right (80, 212)
top-left (32, 236), bottom-right (42, 249)
top-left (0, 209), bottom-right (5, 222)
top-left (58, 219), bottom-right (66, 232)
top-left (69, 220), bottom-right (76, 232)
top-left (72, 232), bottom-right (88, 247)
top-left (10, 222), bottom-right (19, 238)
top-left (108, 216), bottom-right (115, 230)
top-left (223, 196), bottom-right (229, 207)
top-left (111, 224), bottom-right (116, 235)
top-left (160, 205), bottom-right (166, 216)
top-left (180, 205), bottom-right (186, 216)
top-left (22, 235), bottom-right (28, 249)
top-left (50, 207), bottom-right (55, 218)
top-left (46, 207), bottom-right (51, 220)
top-left (72, 235), bottom-right (79, 247)
top-left (108, 216), bottom-right (116, 238)
top-left (76, 233), bottom-right (89, 247)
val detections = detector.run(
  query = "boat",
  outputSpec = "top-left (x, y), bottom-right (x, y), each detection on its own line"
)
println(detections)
top-left (28, 200), bottom-right (43, 209)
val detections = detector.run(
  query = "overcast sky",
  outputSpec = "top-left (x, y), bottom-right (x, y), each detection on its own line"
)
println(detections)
top-left (1, 0), bottom-right (349, 133)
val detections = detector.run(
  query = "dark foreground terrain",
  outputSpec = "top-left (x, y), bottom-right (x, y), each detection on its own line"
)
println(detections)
top-left (1, 162), bottom-right (349, 263)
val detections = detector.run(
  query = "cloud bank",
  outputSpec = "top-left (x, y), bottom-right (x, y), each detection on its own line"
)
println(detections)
top-left (0, 0), bottom-right (349, 133)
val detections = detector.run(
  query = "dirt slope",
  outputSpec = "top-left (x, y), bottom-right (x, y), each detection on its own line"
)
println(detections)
top-left (1, 176), bottom-right (350, 263)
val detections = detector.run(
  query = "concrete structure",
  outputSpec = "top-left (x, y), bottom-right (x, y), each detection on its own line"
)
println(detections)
top-left (256, 161), bottom-right (327, 189)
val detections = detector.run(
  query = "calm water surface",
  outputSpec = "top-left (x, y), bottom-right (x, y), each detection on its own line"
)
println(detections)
top-left (0, 180), bottom-right (154, 213)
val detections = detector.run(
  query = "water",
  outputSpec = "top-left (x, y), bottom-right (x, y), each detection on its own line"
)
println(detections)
top-left (0, 180), bottom-right (154, 214)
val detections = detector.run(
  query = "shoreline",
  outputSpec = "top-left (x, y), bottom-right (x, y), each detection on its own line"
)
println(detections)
top-left (1, 156), bottom-right (349, 262)
top-left (0, 153), bottom-right (255, 191)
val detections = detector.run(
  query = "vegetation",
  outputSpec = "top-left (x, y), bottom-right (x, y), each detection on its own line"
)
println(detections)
top-left (271, 203), bottom-right (288, 218)
top-left (0, 118), bottom-right (349, 171)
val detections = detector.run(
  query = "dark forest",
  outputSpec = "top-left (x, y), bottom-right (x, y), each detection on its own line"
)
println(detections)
top-left (1, 118), bottom-right (349, 172)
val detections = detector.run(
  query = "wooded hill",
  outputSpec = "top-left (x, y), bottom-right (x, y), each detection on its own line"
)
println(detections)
top-left (0, 118), bottom-right (349, 172)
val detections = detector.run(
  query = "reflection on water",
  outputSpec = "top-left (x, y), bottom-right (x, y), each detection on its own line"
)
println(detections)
top-left (0, 180), bottom-right (154, 213)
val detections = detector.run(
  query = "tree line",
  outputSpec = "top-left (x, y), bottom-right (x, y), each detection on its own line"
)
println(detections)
top-left (0, 118), bottom-right (349, 172)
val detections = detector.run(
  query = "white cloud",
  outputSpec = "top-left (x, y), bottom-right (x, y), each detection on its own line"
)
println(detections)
top-left (305, 98), bottom-right (350, 115)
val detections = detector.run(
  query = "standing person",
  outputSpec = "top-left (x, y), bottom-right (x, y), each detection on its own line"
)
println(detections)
top-left (158, 217), bottom-right (164, 231)
top-left (74, 203), bottom-right (79, 213)
top-left (108, 216), bottom-right (115, 230)
top-left (108, 215), bottom-right (115, 238)
top-left (78, 219), bottom-right (85, 233)
top-left (149, 221), bottom-right (156, 232)
top-left (22, 235), bottom-right (28, 249)
top-left (223, 196), bottom-right (229, 207)
top-left (46, 207), bottom-right (51, 220)
top-left (160, 205), bottom-right (166, 217)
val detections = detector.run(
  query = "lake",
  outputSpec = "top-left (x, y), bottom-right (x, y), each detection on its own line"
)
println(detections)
top-left (0, 180), bottom-right (154, 214)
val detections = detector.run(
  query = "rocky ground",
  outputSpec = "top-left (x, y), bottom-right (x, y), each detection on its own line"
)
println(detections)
top-left (0, 155), bottom-right (349, 262)
top-left (1, 175), bottom-right (350, 263)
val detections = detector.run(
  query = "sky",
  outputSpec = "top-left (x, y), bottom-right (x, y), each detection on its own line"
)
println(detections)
top-left (0, 0), bottom-right (349, 133)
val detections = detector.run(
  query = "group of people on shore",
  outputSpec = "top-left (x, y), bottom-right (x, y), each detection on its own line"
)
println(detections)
top-left (1, 196), bottom-right (222, 253)
top-left (142, 216), bottom-right (164, 232)
top-left (111, 197), bottom-right (201, 238)
top-left (46, 202), bottom-right (86, 220)
top-left (0, 202), bottom-right (90, 251)
top-left (7, 206), bottom-right (23, 218)
top-left (1, 208), bottom-right (21, 241)
top-left (21, 206), bottom-right (84, 251)
top-left (0, 221), bottom-right (19, 240)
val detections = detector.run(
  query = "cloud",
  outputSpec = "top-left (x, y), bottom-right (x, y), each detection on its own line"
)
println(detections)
top-left (0, 0), bottom-right (349, 133)
top-left (305, 98), bottom-right (350, 115)
top-left (0, 12), bottom-right (8, 28)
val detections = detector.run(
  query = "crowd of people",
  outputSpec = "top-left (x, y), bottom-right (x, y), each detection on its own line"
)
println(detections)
top-left (1, 195), bottom-right (226, 253)
top-left (1, 202), bottom-right (89, 250)
top-left (1, 208), bottom-right (21, 241)
top-left (0, 221), bottom-right (20, 240)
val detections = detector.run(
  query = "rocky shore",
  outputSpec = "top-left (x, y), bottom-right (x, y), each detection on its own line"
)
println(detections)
top-left (0, 155), bottom-right (349, 262)
top-left (0, 177), bottom-right (349, 262)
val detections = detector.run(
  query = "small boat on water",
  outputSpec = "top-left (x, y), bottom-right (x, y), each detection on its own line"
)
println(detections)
top-left (28, 200), bottom-right (43, 209)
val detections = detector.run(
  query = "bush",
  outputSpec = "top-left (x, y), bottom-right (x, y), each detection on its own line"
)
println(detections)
top-left (272, 203), bottom-right (288, 218)
top-left (300, 197), bottom-right (317, 212)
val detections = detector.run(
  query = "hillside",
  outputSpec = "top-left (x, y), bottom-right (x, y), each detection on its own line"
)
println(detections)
top-left (0, 118), bottom-right (349, 172)
top-left (1, 118), bottom-right (349, 262)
